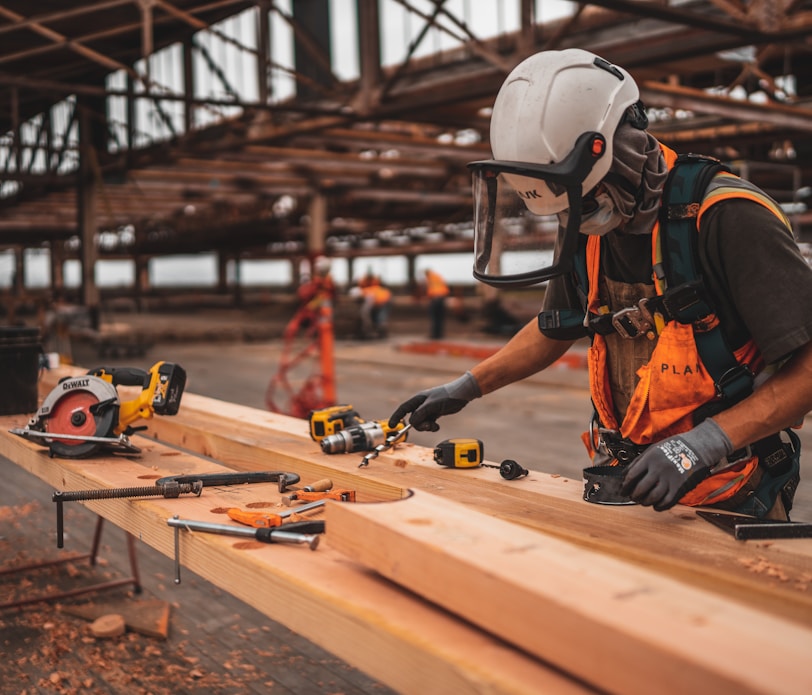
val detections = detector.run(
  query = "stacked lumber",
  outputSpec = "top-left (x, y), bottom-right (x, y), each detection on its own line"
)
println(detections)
top-left (0, 364), bottom-right (809, 694)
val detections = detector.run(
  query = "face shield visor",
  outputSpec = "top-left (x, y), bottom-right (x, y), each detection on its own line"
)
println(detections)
top-left (469, 132), bottom-right (607, 287)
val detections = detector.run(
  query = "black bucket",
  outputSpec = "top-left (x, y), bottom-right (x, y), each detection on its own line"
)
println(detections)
top-left (0, 326), bottom-right (42, 415)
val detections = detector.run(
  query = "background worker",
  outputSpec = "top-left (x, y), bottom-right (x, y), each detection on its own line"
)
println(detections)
top-left (284, 255), bottom-right (336, 339)
top-left (390, 49), bottom-right (812, 520)
top-left (424, 268), bottom-right (450, 339)
top-left (355, 274), bottom-right (392, 339)
top-left (295, 255), bottom-right (336, 310)
top-left (368, 276), bottom-right (393, 338)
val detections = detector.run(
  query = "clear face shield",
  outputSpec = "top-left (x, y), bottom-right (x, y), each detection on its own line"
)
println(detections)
top-left (469, 132), bottom-right (608, 288)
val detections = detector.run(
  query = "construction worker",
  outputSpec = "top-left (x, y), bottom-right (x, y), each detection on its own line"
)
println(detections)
top-left (424, 268), bottom-right (450, 339)
top-left (296, 255), bottom-right (336, 309)
top-left (390, 49), bottom-right (812, 520)
top-left (354, 274), bottom-right (392, 339)
top-left (284, 255), bottom-right (336, 340)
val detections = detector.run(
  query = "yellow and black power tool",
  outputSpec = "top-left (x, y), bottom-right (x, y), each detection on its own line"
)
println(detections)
top-left (11, 361), bottom-right (186, 458)
top-left (309, 404), bottom-right (407, 455)
top-left (307, 404), bottom-right (363, 442)
top-left (319, 419), bottom-right (406, 454)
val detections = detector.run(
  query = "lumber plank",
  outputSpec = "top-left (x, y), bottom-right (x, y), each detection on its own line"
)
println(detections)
top-left (11, 368), bottom-right (812, 691)
top-left (0, 422), bottom-right (590, 695)
top-left (326, 490), bottom-right (812, 695)
top-left (30, 369), bottom-right (812, 626)
top-left (77, 386), bottom-right (812, 627)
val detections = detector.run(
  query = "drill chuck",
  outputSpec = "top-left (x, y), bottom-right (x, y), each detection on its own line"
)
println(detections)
top-left (320, 421), bottom-right (388, 454)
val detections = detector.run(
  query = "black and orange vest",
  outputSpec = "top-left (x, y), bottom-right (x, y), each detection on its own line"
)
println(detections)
top-left (576, 143), bottom-right (791, 506)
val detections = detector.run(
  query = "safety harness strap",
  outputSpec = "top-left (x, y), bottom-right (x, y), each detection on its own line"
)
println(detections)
top-left (538, 156), bottom-right (757, 403)
top-left (658, 155), bottom-right (754, 401)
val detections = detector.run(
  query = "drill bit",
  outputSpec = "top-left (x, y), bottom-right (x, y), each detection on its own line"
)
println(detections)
top-left (359, 423), bottom-right (412, 467)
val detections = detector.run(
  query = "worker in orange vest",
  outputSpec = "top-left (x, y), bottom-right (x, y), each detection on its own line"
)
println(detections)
top-left (390, 49), bottom-right (812, 521)
top-left (424, 269), bottom-right (449, 340)
top-left (359, 275), bottom-right (392, 339)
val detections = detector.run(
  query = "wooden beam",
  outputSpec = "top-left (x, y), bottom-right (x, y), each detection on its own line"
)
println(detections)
top-left (0, 0), bottom-right (134, 37)
top-left (640, 81), bottom-right (812, 132)
top-left (0, 5), bottom-right (128, 73)
top-left (355, 0), bottom-right (382, 115)
top-left (0, 368), bottom-right (810, 691)
top-left (166, 152), bottom-right (451, 179)
top-left (327, 489), bottom-right (812, 695)
top-left (0, 419), bottom-right (588, 695)
top-left (32, 369), bottom-right (811, 628)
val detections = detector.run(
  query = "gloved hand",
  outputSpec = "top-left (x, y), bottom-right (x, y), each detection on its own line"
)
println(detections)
top-left (388, 372), bottom-right (481, 432)
top-left (620, 418), bottom-right (734, 511)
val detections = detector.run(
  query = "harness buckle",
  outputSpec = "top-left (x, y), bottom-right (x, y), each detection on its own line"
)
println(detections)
top-left (611, 298), bottom-right (656, 340)
top-left (714, 363), bottom-right (754, 399)
top-left (660, 281), bottom-right (707, 323)
top-left (589, 414), bottom-right (647, 463)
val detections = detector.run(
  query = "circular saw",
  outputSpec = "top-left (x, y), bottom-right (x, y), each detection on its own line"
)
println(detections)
top-left (11, 361), bottom-right (186, 458)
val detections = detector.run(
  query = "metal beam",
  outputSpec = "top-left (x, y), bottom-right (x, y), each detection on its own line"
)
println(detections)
top-left (641, 81), bottom-right (812, 132)
top-left (580, 0), bottom-right (812, 40)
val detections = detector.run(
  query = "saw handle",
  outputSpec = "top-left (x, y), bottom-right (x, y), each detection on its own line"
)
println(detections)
top-left (89, 366), bottom-right (150, 388)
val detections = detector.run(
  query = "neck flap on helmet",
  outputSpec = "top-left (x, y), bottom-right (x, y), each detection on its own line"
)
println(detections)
top-left (468, 131), bottom-right (608, 288)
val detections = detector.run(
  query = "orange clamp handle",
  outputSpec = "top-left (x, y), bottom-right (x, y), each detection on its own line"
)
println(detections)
top-left (227, 508), bottom-right (283, 528)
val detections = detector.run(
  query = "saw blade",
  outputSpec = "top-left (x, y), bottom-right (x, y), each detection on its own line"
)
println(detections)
top-left (41, 377), bottom-right (119, 458)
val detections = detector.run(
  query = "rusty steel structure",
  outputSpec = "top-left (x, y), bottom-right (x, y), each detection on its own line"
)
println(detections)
top-left (1, 0), bottom-right (811, 313)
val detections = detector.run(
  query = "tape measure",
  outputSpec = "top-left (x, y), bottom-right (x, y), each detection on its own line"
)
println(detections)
top-left (433, 438), bottom-right (483, 468)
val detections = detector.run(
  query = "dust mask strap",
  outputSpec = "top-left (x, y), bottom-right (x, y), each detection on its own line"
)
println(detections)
top-left (557, 192), bottom-right (622, 236)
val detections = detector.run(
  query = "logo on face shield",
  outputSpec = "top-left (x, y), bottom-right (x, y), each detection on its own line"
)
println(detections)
top-left (519, 189), bottom-right (542, 200)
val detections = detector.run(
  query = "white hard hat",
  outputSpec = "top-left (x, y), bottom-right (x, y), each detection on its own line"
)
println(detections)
top-left (490, 49), bottom-right (641, 215)
top-left (312, 256), bottom-right (331, 275)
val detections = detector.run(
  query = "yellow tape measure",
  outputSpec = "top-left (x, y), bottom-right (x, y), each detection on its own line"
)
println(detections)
top-left (433, 438), bottom-right (484, 468)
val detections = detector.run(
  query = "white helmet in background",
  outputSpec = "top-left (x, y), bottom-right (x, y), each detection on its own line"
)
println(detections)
top-left (490, 48), bottom-right (642, 215)
top-left (312, 255), bottom-right (331, 276)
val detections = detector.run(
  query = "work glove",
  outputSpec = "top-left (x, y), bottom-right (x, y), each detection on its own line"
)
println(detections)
top-left (388, 371), bottom-right (481, 432)
top-left (620, 418), bottom-right (734, 511)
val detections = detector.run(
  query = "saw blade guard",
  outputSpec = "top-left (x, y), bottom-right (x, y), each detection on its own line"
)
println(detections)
top-left (35, 375), bottom-right (120, 457)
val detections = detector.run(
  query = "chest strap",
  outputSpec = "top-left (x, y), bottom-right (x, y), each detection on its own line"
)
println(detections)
top-left (587, 280), bottom-right (706, 339)
top-left (538, 155), bottom-right (758, 402)
top-left (540, 280), bottom-right (706, 339)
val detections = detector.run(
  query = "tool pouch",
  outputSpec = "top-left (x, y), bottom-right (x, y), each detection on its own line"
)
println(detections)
top-left (582, 465), bottom-right (636, 505)
top-left (726, 429), bottom-right (802, 519)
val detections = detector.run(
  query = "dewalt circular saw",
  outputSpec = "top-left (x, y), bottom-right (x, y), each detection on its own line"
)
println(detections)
top-left (11, 361), bottom-right (186, 458)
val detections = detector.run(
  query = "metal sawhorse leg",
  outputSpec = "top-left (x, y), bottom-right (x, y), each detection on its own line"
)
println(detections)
top-left (0, 515), bottom-right (141, 610)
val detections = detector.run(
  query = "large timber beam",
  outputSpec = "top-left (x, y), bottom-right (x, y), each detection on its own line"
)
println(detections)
top-left (641, 81), bottom-right (812, 132)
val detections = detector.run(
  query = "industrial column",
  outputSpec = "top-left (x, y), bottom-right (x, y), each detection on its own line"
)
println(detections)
top-left (76, 92), bottom-right (107, 330)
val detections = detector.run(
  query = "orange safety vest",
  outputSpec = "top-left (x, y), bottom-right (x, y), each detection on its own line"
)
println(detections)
top-left (586, 143), bottom-right (791, 507)
top-left (425, 271), bottom-right (449, 298)
top-left (363, 283), bottom-right (392, 306)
